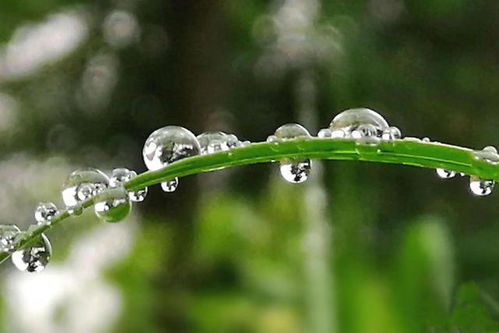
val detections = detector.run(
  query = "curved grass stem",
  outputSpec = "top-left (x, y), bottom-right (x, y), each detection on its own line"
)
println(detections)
top-left (0, 137), bottom-right (495, 263)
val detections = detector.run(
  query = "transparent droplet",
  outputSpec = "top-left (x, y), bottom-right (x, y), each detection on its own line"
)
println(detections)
top-left (317, 128), bottom-right (332, 138)
top-left (11, 234), bottom-right (52, 273)
top-left (473, 145), bottom-right (499, 165)
top-left (329, 108), bottom-right (389, 139)
top-left (94, 187), bottom-right (132, 223)
top-left (161, 178), bottom-right (179, 192)
top-left (469, 176), bottom-right (495, 196)
top-left (197, 131), bottom-right (230, 155)
top-left (226, 134), bottom-right (241, 148)
top-left (280, 160), bottom-right (311, 183)
top-left (0, 224), bottom-right (21, 253)
top-left (62, 168), bottom-right (109, 207)
top-left (241, 140), bottom-right (251, 147)
top-left (274, 123), bottom-right (310, 140)
top-left (436, 168), bottom-right (456, 179)
top-left (266, 135), bottom-right (278, 143)
top-left (422, 137), bottom-right (431, 143)
top-left (143, 125), bottom-right (200, 171)
top-left (109, 168), bottom-right (148, 202)
top-left (34, 202), bottom-right (59, 225)
top-left (382, 126), bottom-right (402, 141)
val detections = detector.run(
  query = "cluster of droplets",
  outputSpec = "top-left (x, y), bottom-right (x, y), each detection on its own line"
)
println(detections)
top-left (435, 145), bottom-right (498, 196)
top-left (3, 107), bottom-right (499, 273)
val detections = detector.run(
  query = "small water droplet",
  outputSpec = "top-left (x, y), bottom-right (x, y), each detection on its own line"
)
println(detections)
top-left (381, 126), bottom-right (402, 141)
top-left (110, 168), bottom-right (148, 202)
top-left (197, 131), bottom-right (231, 155)
top-left (226, 134), bottom-right (241, 148)
top-left (436, 168), bottom-right (456, 179)
top-left (143, 126), bottom-right (200, 171)
top-left (94, 187), bottom-right (132, 223)
top-left (241, 140), bottom-right (251, 147)
top-left (317, 128), bottom-right (332, 138)
top-left (266, 135), bottom-right (278, 143)
top-left (161, 178), bottom-right (179, 192)
top-left (62, 168), bottom-right (109, 207)
top-left (280, 160), bottom-right (311, 184)
top-left (0, 225), bottom-right (21, 253)
top-left (483, 145), bottom-right (497, 153)
top-left (422, 137), bottom-right (431, 143)
top-left (351, 124), bottom-right (378, 139)
top-left (34, 202), bottom-right (59, 225)
top-left (329, 108), bottom-right (389, 139)
top-left (469, 176), bottom-right (495, 196)
top-left (67, 205), bottom-right (83, 216)
top-left (11, 234), bottom-right (51, 273)
top-left (274, 123), bottom-right (310, 140)
top-left (473, 145), bottom-right (499, 165)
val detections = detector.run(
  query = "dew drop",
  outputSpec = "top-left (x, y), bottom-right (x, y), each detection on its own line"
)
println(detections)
top-left (0, 224), bottom-right (21, 253)
top-left (473, 145), bottom-right (499, 165)
top-left (280, 160), bottom-right (311, 183)
top-left (11, 234), bottom-right (52, 273)
top-left (109, 168), bottom-right (148, 202)
top-left (161, 178), bottom-right (179, 192)
top-left (436, 168), bottom-right (456, 179)
top-left (422, 137), bottom-right (431, 143)
top-left (34, 202), bottom-right (59, 225)
top-left (469, 176), bottom-right (495, 196)
top-left (197, 131), bottom-right (230, 155)
top-left (94, 187), bottom-right (132, 223)
top-left (226, 134), bottom-right (241, 148)
top-left (274, 123), bottom-right (310, 139)
top-left (143, 126), bottom-right (200, 171)
top-left (329, 108), bottom-right (389, 139)
top-left (382, 126), bottom-right (402, 141)
top-left (317, 128), bottom-right (332, 138)
top-left (62, 168), bottom-right (109, 207)
top-left (331, 129), bottom-right (346, 139)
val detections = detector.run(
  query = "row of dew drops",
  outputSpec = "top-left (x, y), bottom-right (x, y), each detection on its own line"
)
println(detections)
top-left (1, 108), bottom-right (498, 273)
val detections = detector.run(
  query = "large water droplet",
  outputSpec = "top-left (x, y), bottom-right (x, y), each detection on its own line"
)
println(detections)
top-left (161, 178), bottom-right (179, 192)
top-left (34, 202), bottom-right (59, 225)
top-left (143, 126), bottom-right (200, 171)
top-left (271, 123), bottom-right (312, 184)
top-left (197, 131), bottom-right (230, 155)
top-left (280, 160), bottom-right (311, 183)
top-left (62, 168), bottom-right (109, 207)
top-left (329, 108), bottom-right (389, 139)
top-left (436, 168), bottom-right (456, 179)
top-left (109, 168), bottom-right (148, 202)
top-left (94, 187), bottom-right (131, 223)
top-left (0, 224), bottom-right (21, 253)
top-left (11, 234), bottom-right (52, 273)
top-left (469, 176), bottom-right (495, 196)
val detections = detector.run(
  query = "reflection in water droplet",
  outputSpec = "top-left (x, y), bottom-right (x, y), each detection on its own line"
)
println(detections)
top-left (94, 187), bottom-right (131, 223)
top-left (271, 123), bottom-right (312, 184)
top-left (469, 176), bottom-right (495, 196)
top-left (62, 168), bottom-right (109, 207)
top-left (110, 168), bottom-right (148, 202)
top-left (382, 126), bottom-right (402, 141)
top-left (143, 126), bottom-right (200, 191)
top-left (11, 234), bottom-right (52, 273)
top-left (0, 224), bottom-right (21, 253)
top-left (422, 137), bottom-right (431, 143)
top-left (280, 160), bottom-right (311, 183)
top-left (436, 168), bottom-right (456, 179)
top-left (329, 108), bottom-right (388, 139)
top-left (317, 128), bottom-right (332, 138)
top-left (161, 178), bottom-right (179, 192)
top-left (67, 205), bottom-right (83, 216)
top-left (197, 131), bottom-right (230, 155)
top-left (34, 202), bottom-right (59, 225)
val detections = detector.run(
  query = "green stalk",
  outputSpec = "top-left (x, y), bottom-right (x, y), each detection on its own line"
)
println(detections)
top-left (0, 137), bottom-right (494, 263)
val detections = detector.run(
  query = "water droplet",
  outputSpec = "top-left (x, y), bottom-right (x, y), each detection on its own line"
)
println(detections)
top-left (226, 134), bottom-right (241, 148)
top-left (329, 108), bottom-right (389, 138)
top-left (197, 131), bottom-right (230, 155)
top-left (94, 187), bottom-right (131, 223)
top-left (266, 135), bottom-right (278, 143)
top-left (280, 160), bottom-right (311, 183)
top-left (11, 234), bottom-right (52, 273)
top-left (331, 129), bottom-right (346, 139)
top-left (381, 126), bottom-right (402, 141)
top-left (0, 225), bottom-right (21, 253)
top-left (143, 125), bottom-right (200, 171)
top-left (67, 205), bottom-right (83, 216)
top-left (317, 128), bottom-right (332, 138)
top-left (473, 145), bottom-right (499, 165)
top-left (422, 137), bottom-right (431, 143)
top-left (161, 178), bottom-right (179, 192)
top-left (469, 176), bottom-right (495, 196)
top-left (62, 168), bottom-right (109, 207)
top-left (436, 168), bottom-right (456, 179)
top-left (34, 202), bottom-right (59, 225)
top-left (109, 168), bottom-right (148, 202)
top-left (274, 123), bottom-right (310, 140)
top-left (241, 140), bottom-right (251, 147)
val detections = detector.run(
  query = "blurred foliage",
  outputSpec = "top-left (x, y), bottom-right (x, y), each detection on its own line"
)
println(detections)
top-left (1, 0), bottom-right (499, 332)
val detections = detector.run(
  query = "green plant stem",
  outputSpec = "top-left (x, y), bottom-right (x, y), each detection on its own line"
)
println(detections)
top-left (0, 137), bottom-right (495, 263)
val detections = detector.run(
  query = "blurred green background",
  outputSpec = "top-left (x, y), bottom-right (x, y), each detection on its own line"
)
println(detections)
top-left (1, 0), bottom-right (499, 332)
